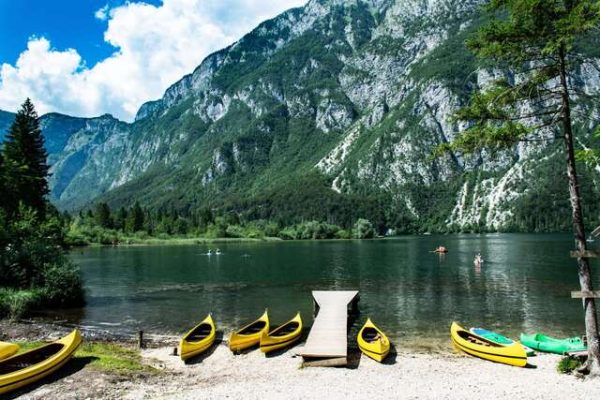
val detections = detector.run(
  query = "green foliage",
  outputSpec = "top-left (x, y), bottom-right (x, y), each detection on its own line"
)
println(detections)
top-left (125, 202), bottom-right (144, 232)
top-left (0, 288), bottom-right (44, 320)
top-left (75, 342), bottom-right (157, 374)
top-left (2, 98), bottom-right (49, 217)
top-left (94, 202), bottom-right (112, 228)
top-left (353, 218), bottom-right (375, 239)
top-left (440, 0), bottom-right (600, 157)
top-left (557, 355), bottom-right (584, 374)
top-left (0, 99), bottom-right (84, 319)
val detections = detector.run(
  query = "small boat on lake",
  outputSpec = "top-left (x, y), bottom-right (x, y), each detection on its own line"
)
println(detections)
top-left (519, 333), bottom-right (586, 355)
top-left (0, 329), bottom-right (82, 395)
top-left (357, 318), bottom-right (390, 362)
top-left (229, 310), bottom-right (269, 353)
top-left (260, 312), bottom-right (302, 353)
top-left (433, 246), bottom-right (448, 254)
top-left (0, 343), bottom-right (19, 360)
top-left (470, 327), bottom-right (535, 356)
top-left (179, 314), bottom-right (216, 361)
top-left (451, 322), bottom-right (527, 367)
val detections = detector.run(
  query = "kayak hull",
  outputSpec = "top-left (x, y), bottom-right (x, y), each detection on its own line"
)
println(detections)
top-left (451, 322), bottom-right (527, 367)
top-left (519, 333), bottom-right (586, 355)
top-left (260, 312), bottom-right (302, 353)
top-left (0, 329), bottom-right (82, 395)
top-left (180, 314), bottom-right (216, 361)
top-left (229, 310), bottom-right (269, 353)
top-left (357, 318), bottom-right (390, 363)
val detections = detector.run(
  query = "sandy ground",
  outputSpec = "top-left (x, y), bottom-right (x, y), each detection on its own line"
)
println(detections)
top-left (3, 320), bottom-right (598, 400)
top-left (130, 345), bottom-right (599, 400)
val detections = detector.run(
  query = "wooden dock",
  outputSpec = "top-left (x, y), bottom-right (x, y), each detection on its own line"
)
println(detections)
top-left (299, 290), bottom-right (359, 367)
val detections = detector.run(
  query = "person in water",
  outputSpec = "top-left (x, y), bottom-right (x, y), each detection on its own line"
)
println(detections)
top-left (434, 246), bottom-right (448, 253)
top-left (474, 253), bottom-right (483, 265)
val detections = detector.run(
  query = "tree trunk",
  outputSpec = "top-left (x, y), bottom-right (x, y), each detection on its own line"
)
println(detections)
top-left (558, 46), bottom-right (600, 376)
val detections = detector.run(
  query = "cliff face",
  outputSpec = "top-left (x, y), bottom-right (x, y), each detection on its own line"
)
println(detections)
top-left (2, 0), bottom-right (599, 231)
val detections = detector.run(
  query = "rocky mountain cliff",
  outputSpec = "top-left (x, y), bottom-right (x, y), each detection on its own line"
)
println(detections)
top-left (2, 0), bottom-right (600, 232)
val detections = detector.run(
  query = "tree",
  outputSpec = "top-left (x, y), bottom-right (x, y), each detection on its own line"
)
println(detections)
top-left (125, 202), bottom-right (145, 232)
top-left (438, 0), bottom-right (600, 375)
top-left (94, 202), bottom-right (112, 228)
top-left (2, 99), bottom-right (49, 217)
top-left (353, 218), bottom-right (375, 239)
top-left (115, 207), bottom-right (128, 231)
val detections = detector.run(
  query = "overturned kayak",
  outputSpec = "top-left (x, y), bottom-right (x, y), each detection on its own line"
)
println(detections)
top-left (357, 318), bottom-right (391, 362)
top-left (229, 309), bottom-right (269, 353)
top-left (260, 312), bottom-right (302, 353)
top-left (470, 327), bottom-right (535, 356)
top-left (180, 314), bottom-right (216, 361)
top-left (0, 329), bottom-right (82, 395)
top-left (451, 322), bottom-right (527, 367)
top-left (519, 333), bottom-right (586, 355)
top-left (0, 343), bottom-right (19, 360)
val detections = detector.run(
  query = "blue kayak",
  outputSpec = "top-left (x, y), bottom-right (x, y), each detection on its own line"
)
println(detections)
top-left (470, 327), bottom-right (536, 356)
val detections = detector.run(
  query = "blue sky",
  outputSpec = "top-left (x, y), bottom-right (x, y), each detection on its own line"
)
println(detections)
top-left (0, 0), bottom-right (305, 121)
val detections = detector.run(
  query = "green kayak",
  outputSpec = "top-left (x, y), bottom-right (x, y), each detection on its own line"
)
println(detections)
top-left (470, 327), bottom-right (535, 356)
top-left (519, 333), bottom-right (586, 354)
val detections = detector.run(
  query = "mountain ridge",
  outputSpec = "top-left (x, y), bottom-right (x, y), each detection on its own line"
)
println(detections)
top-left (1, 0), bottom-right (599, 233)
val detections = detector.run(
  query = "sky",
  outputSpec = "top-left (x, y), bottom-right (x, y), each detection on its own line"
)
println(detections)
top-left (0, 0), bottom-right (306, 121)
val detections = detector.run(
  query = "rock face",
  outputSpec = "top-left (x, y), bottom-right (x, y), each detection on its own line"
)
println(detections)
top-left (1, 0), bottom-right (599, 230)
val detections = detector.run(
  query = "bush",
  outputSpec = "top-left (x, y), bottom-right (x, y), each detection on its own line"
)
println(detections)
top-left (353, 218), bottom-right (375, 239)
top-left (557, 356), bottom-right (583, 374)
top-left (0, 288), bottom-right (44, 319)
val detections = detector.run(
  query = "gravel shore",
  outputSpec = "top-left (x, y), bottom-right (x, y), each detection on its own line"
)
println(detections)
top-left (3, 320), bottom-right (598, 400)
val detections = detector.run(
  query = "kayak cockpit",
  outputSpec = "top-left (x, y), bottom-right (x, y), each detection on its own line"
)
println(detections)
top-left (184, 323), bottom-right (212, 342)
top-left (269, 322), bottom-right (300, 337)
top-left (0, 343), bottom-right (64, 375)
top-left (238, 321), bottom-right (267, 335)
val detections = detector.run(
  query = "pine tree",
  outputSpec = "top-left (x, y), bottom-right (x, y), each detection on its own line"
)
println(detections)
top-left (438, 0), bottom-right (600, 375)
top-left (125, 202), bottom-right (144, 232)
top-left (94, 202), bottom-right (112, 228)
top-left (2, 99), bottom-right (49, 217)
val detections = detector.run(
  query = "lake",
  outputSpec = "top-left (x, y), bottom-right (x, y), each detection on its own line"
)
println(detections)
top-left (62, 234), bottom-right (598, 349)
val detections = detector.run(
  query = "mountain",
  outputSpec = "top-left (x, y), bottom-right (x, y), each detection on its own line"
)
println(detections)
top-left (5, 0), bottom-right (600, 232)
top-left (0, 110), bottom-right (14, 142)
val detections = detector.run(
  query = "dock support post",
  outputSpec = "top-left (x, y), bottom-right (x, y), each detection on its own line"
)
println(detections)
top-left (350, 294), bottom-right (360, 315)
top-left (138, 330), bottom-right (145, 349)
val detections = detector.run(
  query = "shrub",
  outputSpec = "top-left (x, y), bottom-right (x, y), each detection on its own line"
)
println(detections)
top-left (353, 218), bottom-right (375, 239)
top-left (557, 356), bottom-right (583, 374)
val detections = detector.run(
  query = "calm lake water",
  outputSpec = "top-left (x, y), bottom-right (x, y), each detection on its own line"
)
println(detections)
top-left (62, 234), bottom-right (598, 349)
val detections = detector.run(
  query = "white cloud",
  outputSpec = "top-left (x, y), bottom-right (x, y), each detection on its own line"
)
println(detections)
top-left (0, 0), bottom-right (306, 121)
top-left (94, 4), bottom-right (110, 21)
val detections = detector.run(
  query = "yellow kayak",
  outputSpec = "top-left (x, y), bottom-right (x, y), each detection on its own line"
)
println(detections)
top-left (0, 329), bottom-right (82, 395)
top-left (450, 322), bottom-right (527, 367)
top-left (357, 318), bottom-right (391, 362)
top-left (0, 342), bottom-right (19, 360)
top-left (260, 312), bottom-right (302, 353)
top-left (229, 309), bottom-right (269, 353)
top-left (179, 314), bottom-right (216, 361)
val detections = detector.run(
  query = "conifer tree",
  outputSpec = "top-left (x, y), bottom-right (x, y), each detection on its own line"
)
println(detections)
top-left (2, 99), bottom-right (49, 217)
top-left (438, 0), bottom-right (600, 375)
top-left (94, 202), bottom-right (112, 228)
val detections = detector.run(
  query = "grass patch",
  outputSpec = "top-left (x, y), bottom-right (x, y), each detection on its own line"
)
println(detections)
top-left (75, 343), bottom-right (157, 374)
top-left (557, 356), bottom-right (583, 374)
top-left (15, 341), bottom-right (157, 375)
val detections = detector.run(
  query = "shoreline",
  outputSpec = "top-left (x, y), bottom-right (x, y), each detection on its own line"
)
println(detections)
top-left (1, 320), bottom-right (598, 399)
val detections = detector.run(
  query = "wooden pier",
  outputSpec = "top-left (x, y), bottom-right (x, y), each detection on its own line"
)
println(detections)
top-left (299, 290), bottom-right (359, 367)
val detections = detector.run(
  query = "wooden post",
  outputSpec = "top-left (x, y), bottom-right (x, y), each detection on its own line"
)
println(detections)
top-left (138, 330), bottom-right (145, 349)
top-left (172, 347), bottom-right (178, 356)
top-left (350, 294), bottom-right (360, 315)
